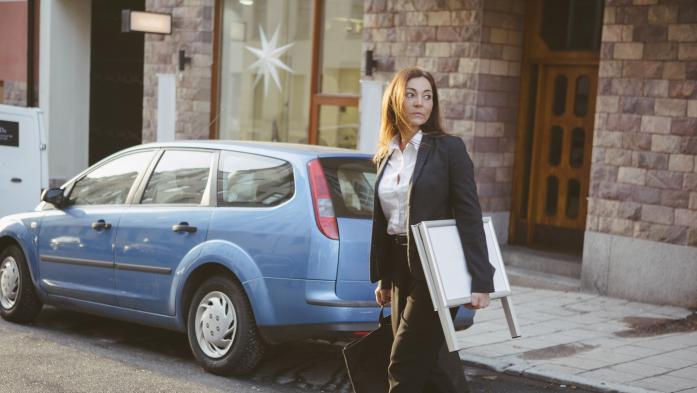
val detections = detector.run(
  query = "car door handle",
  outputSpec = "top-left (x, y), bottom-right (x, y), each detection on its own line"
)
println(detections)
top-left (11, 178), bottom-right (22, 183)
top-left (172, 222), bottom-right (197, 233)
top-left (91, 220), bottom-right (112, 231)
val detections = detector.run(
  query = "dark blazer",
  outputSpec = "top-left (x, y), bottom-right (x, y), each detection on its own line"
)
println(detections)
top-left (369, 133), bottom-right (495, 294)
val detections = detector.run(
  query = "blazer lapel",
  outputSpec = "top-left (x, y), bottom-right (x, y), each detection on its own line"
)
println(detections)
top-left (409, 134), bottom-right (432, 192)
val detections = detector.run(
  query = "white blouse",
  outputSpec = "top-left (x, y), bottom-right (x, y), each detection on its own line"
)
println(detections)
top-left (378, 131), bottom-right (423, 235)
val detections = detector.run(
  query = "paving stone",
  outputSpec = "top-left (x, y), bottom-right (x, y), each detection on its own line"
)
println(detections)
top-left (638, 336), bottom-right (697, 353)
top-left (525, 363), bottom-right (587, 376)
top-left (669, 366), bottom-right (697, 382)
top-left (664, 349), bottom-right (697, 363)
top-left (611, 362), bottom-right (672, 379)
top-left (612, 344), bottom-right (665, 358)
top-left (549, 356), bottom-right (603, 371)
top-left (577, 349), bottom-right (639, 366)
top-left (580, 368), bottom-right (643, 384)
top-left (510, 337), bottom-right (577, 350)
top-left (470, 342), bottom-right (530, 357)
top-left (634, 374), bottom-right (696, 392)
top-left (556, 329), bottom-right (607, 341)
top-left (637, 353), bottom-right (697, 369)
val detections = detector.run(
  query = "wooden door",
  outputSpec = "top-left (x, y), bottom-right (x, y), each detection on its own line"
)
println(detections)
top-left (532, 65), bottom-right (597, 232)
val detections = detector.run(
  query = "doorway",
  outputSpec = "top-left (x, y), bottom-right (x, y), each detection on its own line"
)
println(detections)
top-left (88, 0), bottom-right (144, 165)
top-left (510, 0), bottom-right (603, 254)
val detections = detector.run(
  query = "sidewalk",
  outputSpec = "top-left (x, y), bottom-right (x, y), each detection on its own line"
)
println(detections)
top-left (458, 286), bottom-right (697, 393)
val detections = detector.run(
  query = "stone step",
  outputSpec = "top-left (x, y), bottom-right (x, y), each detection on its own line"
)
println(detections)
top-left (506, 266), bottom-right (581, 292)
top-left (501, 245), bottom-right (582, 278)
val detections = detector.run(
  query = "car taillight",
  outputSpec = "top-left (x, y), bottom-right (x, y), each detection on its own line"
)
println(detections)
top-left (307, 159), bottom-right (339, 240)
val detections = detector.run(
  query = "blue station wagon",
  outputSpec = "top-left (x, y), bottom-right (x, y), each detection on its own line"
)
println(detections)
top-left (0, 141), bottom-right (473, 375)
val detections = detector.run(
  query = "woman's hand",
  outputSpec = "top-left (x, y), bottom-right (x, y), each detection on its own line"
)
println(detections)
top-left (375, 286), bottom-right (392, 306)
top-left (464, 293), bottom-right (490, 309)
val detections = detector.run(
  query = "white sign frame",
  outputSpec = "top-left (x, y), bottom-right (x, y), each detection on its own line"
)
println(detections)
top-left (411, 217), bottom-right (521, 352)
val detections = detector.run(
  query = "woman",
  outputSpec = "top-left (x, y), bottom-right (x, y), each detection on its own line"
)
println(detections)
top-left (370, 67), bottom-right (495, 393)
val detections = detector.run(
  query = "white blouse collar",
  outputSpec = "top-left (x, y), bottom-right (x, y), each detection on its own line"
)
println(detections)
top-left (388, 130), bottom-right (423, 153)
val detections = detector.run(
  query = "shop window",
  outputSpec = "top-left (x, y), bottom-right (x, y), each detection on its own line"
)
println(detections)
top-left (217, 0), bottom-right (362, 149)
top-left (218, 0), bottom-right (313, 143)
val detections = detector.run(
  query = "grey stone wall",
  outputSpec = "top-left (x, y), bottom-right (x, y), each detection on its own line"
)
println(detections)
top-left (142, 0), bottom-right (215, 142)
top-left (363, 0), bottom-right (525, 214)
top-left (587, 0), bottom-right (697, 247)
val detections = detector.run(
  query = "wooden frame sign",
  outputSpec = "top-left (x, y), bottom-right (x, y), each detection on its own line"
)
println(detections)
top-left (411, 217), bottom-right (521, 352)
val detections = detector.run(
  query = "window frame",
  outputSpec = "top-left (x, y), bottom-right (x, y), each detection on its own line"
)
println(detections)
top-left (131, 148), bottom-right (220, 208)
top-left (64, 148), bottom-right (158, 207)
top-left (215, 149), bottom-right (297, 209)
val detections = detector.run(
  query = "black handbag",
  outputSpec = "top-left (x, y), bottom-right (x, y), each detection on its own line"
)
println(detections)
top-left (342, 306), bottom-right (393, 393)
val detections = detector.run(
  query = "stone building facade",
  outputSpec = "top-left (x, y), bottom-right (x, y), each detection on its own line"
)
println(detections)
top-left (142, 0), bottom-right (217, 142)
top-left (582, 0), bottom-right (697, 306)
top-left (364, 0), bottom-right (525, 218)
top-left (133, 0), bottom-right (696, 307)
top-left (5, 0), bottom-right (692, 307)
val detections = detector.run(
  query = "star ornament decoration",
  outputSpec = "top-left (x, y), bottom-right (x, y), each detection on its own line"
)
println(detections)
top-left (245, 25), bottom-right (295, 97)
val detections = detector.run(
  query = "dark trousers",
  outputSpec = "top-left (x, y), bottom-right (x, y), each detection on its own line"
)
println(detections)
top-left (388, 240), bottom-right (470, 393)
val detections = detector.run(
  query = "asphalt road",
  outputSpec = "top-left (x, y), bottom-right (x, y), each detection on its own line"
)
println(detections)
top-left (0, 306), bottom-right (592, 393)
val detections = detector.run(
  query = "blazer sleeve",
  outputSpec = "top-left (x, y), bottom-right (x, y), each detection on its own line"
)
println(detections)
top-left (447, 137), bottom-right (495, 293)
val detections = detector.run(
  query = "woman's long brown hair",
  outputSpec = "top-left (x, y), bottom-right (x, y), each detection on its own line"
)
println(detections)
top-left (373, 67), bottom-right (447, 163)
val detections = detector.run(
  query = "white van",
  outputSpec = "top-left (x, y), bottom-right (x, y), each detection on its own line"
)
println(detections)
top-left (0, 104), bottom-right (47, 218)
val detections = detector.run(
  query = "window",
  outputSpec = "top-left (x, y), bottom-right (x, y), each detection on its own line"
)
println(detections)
top-left (218, 0), bottom-right (313, 143)
top-left (69, 150), bottom-right (155, 206)
top-left (141, 150), bottom-right (214, 205)
top-left (217, 151), bottom-right (294, 207)
top-left (215, 0), bottom-right (362, 148)
top-left (541, 0), bottom-right (603, 51)
top-left (319, 157), bottom-right (375, 218)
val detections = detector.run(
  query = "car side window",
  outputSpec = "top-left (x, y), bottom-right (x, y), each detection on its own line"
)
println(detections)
top-left (217, 151), bottom-right (294, 207)
top-left (68, 150), bottom-right (155, 206)
top-left (141, 150), bottom-right (214, 205)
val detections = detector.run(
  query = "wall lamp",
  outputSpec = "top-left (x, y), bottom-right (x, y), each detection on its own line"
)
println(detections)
top-left (179, 50), bottom-right (192, 71)
top-left (365, 49), bottom-right (378, 76)
top-left (121, 10), bottom-right (172, 34)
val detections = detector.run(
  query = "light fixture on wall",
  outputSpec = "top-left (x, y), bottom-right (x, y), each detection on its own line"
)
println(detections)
top-left (365, 49), bottom-right (378, 76)
top-left (239, 0), bottom-right (254, 5)
top-left (179, 50), bottom-right (192, 71)
top-left (121, 10), bottom-right (172, 34)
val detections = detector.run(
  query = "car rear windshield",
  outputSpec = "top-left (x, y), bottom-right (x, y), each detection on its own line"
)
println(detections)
top-left (319, 157), bottom-right (376, 219)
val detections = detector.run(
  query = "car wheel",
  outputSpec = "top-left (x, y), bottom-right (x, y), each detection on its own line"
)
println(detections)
top-left (187, 276), bottom-right (264, 375)
top-left (0, 245), bottom-right (42, 322)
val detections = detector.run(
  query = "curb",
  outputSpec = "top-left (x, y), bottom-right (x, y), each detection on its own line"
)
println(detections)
top-left (459, 353), bottom-right (663, 393)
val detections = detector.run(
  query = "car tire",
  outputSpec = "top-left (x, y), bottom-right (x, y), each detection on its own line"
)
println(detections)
top-left (186, 276), bottom-right (264, 375)
top-left (0, 245), bottom-right (42, 322)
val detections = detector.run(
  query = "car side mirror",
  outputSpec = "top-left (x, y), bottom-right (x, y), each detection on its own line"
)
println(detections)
top-left (41, 188), bottom-right (66, 208)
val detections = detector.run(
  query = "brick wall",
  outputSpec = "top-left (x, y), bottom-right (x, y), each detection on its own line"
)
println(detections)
top-left (363, 0), bottom-right (524, 212)
top-left (142, 0), bottom-right (215, 142)
top-left (587, 0), bottom-right (697, 247)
